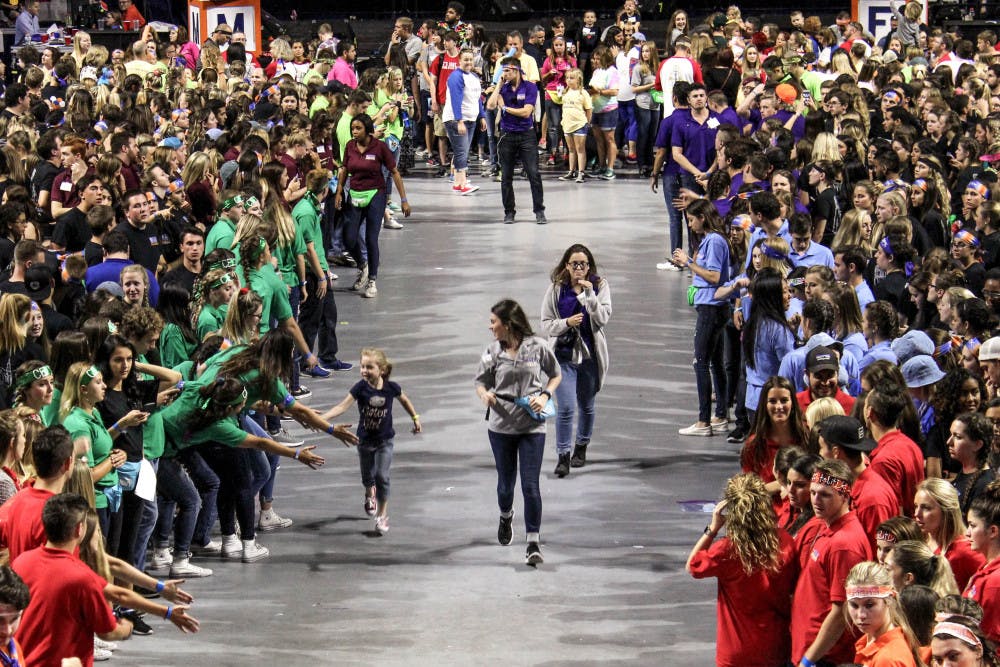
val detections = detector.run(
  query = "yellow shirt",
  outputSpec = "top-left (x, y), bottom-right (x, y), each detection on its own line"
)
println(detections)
top-left (556, 88), bottom-right (592, 133)
top-left (517, 53), bottom-right (540, 83)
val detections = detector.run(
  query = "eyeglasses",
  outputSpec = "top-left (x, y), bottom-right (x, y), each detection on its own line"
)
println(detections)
top-left (568, 261), bottom-right (590, 270)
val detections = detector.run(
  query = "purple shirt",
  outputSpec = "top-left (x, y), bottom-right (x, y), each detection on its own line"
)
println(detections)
top-left (654, 110), bottom-right (684, 176)
top-left (671, 109), bottom-right (720, 172)
top-left (716, 107), bottom-right (742, 133)
top-left (498, 79), bottom-right (538, 133)
top-left (774, 109), bottom-right (806, 141)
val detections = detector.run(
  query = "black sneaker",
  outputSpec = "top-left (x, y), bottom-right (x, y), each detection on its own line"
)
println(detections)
top-left (122, 609), bottom-right (154, 636)
top-left (526, 542), bottom-right (543, 565)
top-left (503, 212), bottom-right (515, 224)
top-left (291, 386), bottom-right (311, 400)
top-left (498, 513), bottom-right (513, 545)
top-left (570, 443), bottom-right (587, 468)
top-left (554, 452), bottom-right (570, 478)
top-left (726, 426), bottom-right (748, 444)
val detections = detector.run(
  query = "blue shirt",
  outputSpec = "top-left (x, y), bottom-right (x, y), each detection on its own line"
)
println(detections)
top-left (855, 281), bottom-right (875, 312)
top-left (840, 331), bottom-right (869, 364)
top-left (774, 109), bottom-right (806, 141)
top-left (789, 241), bottom-right (835, 269)
top-left (693, 233), bottom-right (730, 306)
top-left (744, 222), bottom-right (794, 271)
top-left (670, 109), bottom-right (720, 172)
top-left (350, 379), bottom-right (402, 442)
top-left (746, 318), bottom-right (796, 410)
top-left (859, 340), bottom-right (897, 371)
top-left (14, 10), bottom-right (38, 45)
top-left (84, 258), bottom-right (160, 307)
top-left (498, 79), bottom-right (538, 133)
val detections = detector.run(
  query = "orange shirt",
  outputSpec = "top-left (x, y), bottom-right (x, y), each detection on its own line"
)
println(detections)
top-left (854, 627), bottom-right (918, 666)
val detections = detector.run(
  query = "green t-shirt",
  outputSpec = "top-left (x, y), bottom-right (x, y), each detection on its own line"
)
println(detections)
top-left (336, 111), bottom-right (355, 162)
top-left (248, 266), bottom-right (293, 332)
top-left (160, 382), bottom-right (247, 456)
top-left (368, 89), bottom-right (403, 140)
top-left (39, 387), bottom-right (61, 427)
top-left (196, 303), bottom-right (227, 341)
top-left (197, 345), bottom-right (293, 408)
top-left (309, 95), bottom-right (330, 118)
top-left (274, 224), bottom-right (307, 287)
top-left (160, 323), bottom-right (197, 370)
top-left (63, 406), bottom-right (116, 508)
top-left (292, 196), bottom-right (329, 274)
top-left (204, 217), bottom-right (236, 255)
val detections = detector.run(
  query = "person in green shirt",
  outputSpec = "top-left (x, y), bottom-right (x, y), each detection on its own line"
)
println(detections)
top-left (192, 269), bottom-right (236, 341)
top-left (204, 194), bottom-right (261, 255)
top-left (12, 361), bottom-right (54, 425)
top-left (157, 284), bottom-right (200, 370)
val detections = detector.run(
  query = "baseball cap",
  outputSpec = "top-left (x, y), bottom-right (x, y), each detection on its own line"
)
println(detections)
top-left (901, 354), bottom-right (946, 388)
top-left (891, 330), bottom-right (934, 365)
top-left (24, 265), bottom-right (52, 303)
top-left (981, 336), bottom-right (1000, 361)
top-left (819, 415), bottom-right (877, 452)
top-left (159, 136), bottom-right (182, 149)
top-left (205, 128), bottom-right (224, 142)
top-left (775, 83), bottom-right (798, 104)
top-left (806, 346), bottom-right (839, 374)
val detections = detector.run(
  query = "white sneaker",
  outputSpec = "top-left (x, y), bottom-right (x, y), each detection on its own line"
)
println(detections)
top-left (190, 539), bottom-right (222, 556)
top-left (383, 217), bottom-right (403, 229)
top-left (258, 508), bottom-right (293, 531)
top-left (221, 533), bottom-right (242, 559)
top-left (94, 637), bottom-right (118, 652)
top-left (169, 556), bottom-right (213, 578)
top-left (94, 646), bottom-right (112, 661)
top-left (149, 546), bottom-right (172, 570)
top-left (352, 265), bottom-right (369, 291)
top-left (374, 515), bottom-right (389, 534)
top-left (710, 416), bottom-right (729, 429)
top-left (678, 422), bottom-right (713, 436)
top-left (362, 280), bottom-right (377, 299)
top-left (242, 539), bottom-right (270, 563)
top-left (656, 260), bottom-right (682, 271)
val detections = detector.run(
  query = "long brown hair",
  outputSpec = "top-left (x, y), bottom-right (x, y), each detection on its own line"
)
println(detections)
top-left (741, 376), bottom-right (811, 473)
top-left (549, 243), bottom-right (601, 287)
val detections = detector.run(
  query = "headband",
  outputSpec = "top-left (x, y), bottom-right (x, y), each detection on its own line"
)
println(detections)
top-left (879, 236), bottom-right (894, 256)
top-left (209, 257), bottom-right (237, 272)
top-left (168, 179), bottom-right (185, 194)
top-left (882, 90), bottom-right (899, 100)
top-left (15, 365), bottom-right (51, 389)
top-left (199, 384), bottom-right (248, 410)
top-left (965, 337), bottom-right (982, 353)
top-left (220, 194), bottom-right (245, 212)
top-left (241, 195), bottom-right (259, 211)
top-left (94, 120), bottom-right (108, 133)
top-left (736, 188), bottom-right (765, 200)
top-left (934, 621), bottom-right (983, 649)
top-left (80, 365), bottom-right (100, 386)
top-left (846, 584), bottom-right (895, 600)
top-left (912, 178), bottom-right (928, 192)
top-left (968, 180), bottom-right (991, 199)
top-left (811, 470), bottom-right (851, 497)
top-left (875, 529), bottom-right (897, 544)
top-left (209, 273), bottom-right (235, 290)
top-left (731, 214), bottom-right (754, 232)
top-left (954, 230), bottom-right (981, 248)
top-left (248, 237), bottom-right (267, 261)
top-left (761, 242), bottom-right (787, 261)
top-left (935, 340), bottom-right (953, 357)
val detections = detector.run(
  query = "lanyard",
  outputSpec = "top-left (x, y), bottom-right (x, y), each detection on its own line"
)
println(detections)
top-left (0, 639), bottom-right (19, 667)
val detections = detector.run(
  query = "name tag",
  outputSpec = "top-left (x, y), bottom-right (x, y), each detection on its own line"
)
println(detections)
top-left (365, 154), bottom-right (376, 161)
top-left (59, 181), bottom-right (72, 192)
top-left (316, 145), bottom-right (325, 153)
top-left (517, 93), bottom-right (525, 100)
top-left (149, 235), bottom-right (159, 245)
top-left (706, 118), bottom-right (720, 129)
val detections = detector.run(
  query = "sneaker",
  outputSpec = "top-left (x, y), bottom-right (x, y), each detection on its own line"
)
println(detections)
top-left (221, 534), bottom-right (242, 559)
top-left (94, 638), bottom-right (118, 652)
top-left (558, 170), bottom-right (576, 181)
top-left (122, 610), bottom-right (153, 636)
top-left (364, 489), bottom-right (377, 517)
top-left (588, 163), bottom-right (602, 176)
top-left (258, 508), bottom-right (293, 532)
top-left (574, 172), bottom-right (585, 184)
top-left (190, 539), bottom-right (222, 557)
top-left (503, 212), bottom-right (515, 224)
top-left (302, 363), bottom-right (331, 378)
top-left (656, 260), bottom-right (682, 271)
top-left (498, 513), bottom-right (513, 545)
top-left (169, 557), bottom-right (213, 578)
top-left (352, 264), bottom-right (369, 291)
top-left (149, 546), bottom-right (172, 570)
top-left (538, 137), bottom-right (547, 151)
top-left (362, 279), bottom-right (378, 299)
top-left (387, 201), bottom-right (402, 213)
top-left (625, 153), bottom-right (638, 164)
top-left (427, 156), bottom-right (440, 167)
top-left (546, 154), bottom-right (556, 166)
top-left (535, 212), bottom-right (547, 224)
top-left (329, 271), bottom-right (338, 281)
top-left (493, 170), bottom-right (502, 183)
top-left (94, 647), bottom-right (112, 661)
top-left (570, 443), bottom-right (588, 468)
top-left (383, 217), bottom-right (403, 229)
top-left (327, 360), bottom-right (354, 372)
top-left (599, 169), bottom-right (616, 180)
top-left (268, 428), bottom-right (305, 446)
top-left (481, 157), bottom-right (491, 166)
top-left (242, 539), bottom-right (270, 563)
top-left (435, 166), bottom-right (449, 177)
top-left (526, 542), bottom-right (544, 565)
top-left (374, 515), bottom-right (389, 534)
top-left (678, 422), bottom-right (713, 436)
top-left (291, 386), bottom-right (312, 400)
top-left (554, 452), bottom-right (570, 478)
top-left (330, 252), bottom-right (357, 268)
top-left (456, 184), bottom-right (479, 195)
top-left (726, 426), bottom-right (748, 443)
top-left (710, 416), bottom-right (729, 430)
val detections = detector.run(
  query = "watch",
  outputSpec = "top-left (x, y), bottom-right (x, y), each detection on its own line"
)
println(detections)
top-left (540, 390), bottom-right (551, 398)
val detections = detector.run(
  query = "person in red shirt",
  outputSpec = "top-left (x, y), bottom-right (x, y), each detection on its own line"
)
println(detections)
top-left (874, 516), bottom-right (923, 565)
top-left (916, 478), bottom-right (985, 591)
top-left (13, 493), bottom-right (132, 667)
top-left (844, 561), bottom-right (923, 666)
top-left (118, 0), bottom-right (145, 30)
top-left (818, 415), bottom-right (899, 551)
top-left (0, 567), bottom-right (29, 667)
top-left (428, 31), bottom-right (461, 175)
top-left (796, 346), bottom-right (856, 415)
top-left (964, 479), bottom-right (1000, 643)
top-left (930, 616), bottom-right (998, 667)
top-left (864, 380), bottom-right (926, 517)
top-left (687, 473), bottom-right (797, 667)
top-left (792, 458), bottom-right (873, 667)
top-left (741, 376), bottom-right (810, 499)
top-left (0, 425), bottom-right (74, 563)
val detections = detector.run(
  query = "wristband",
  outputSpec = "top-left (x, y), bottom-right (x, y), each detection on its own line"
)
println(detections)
top-left (294, 447), bottom-right (301, 460)
top-left (411, 414), bottom-right (420, 421)
top-left (703, 525), bottom-right (715, 536)
top-left (175, 380), bottom-right (185, 391)
top-left (800, 657), bottom-right (815, 667)
top-left (155, 580), bottom-right (165, 593)
top-left (400, 198), bottom-right (408, 203)
top-left (326, 425), bottom-right (336, 436)
top-left (540, 390), bottom-right (551, 399)
top-left (299, 281), bottom-right (306, 287)
top-left (687, 258), bottom-right (694, 267)
top-left (111, 422), bottom-right (120, 432)
top-left (165, 605), bottom-right (174, 620)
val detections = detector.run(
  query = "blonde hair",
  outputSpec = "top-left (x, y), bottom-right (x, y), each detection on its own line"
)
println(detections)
top-left (757, 237), bottom-right (791, 275)
top-left (0, 294), bottom-right (30, 354)
top-left (13, 407), bottom-right (38, 479)
top-left (843, 561), bottom-right (923, 667)
top-left (360, 347), bottom-right (392, 380)
top-left (119, 264), bottom-right (150, 307)
top-left (564, 67), bottom-right (584, 88)
top-left (890, 539), bottom-right (959, 597)
top-left (918, 478), bottom-right (967, 549)
top-left (180, 151), bottom-right (214, 185)
top-left (220, 288), bottom-right (262, 345)
top-left (833, 209), bottom-right (870, 249)
top-left (59, 362), bottom-right (98, 422)
top-left (190, 267), bottom-right (231, 330)
top-left (722, 473), bottom-right (783, 574)
top-left (231, 213), bottom-right (262, 249)
top-left (812, 132), bottom-right (842, 162)
top-left (804, 397), bottom-right (845, 429)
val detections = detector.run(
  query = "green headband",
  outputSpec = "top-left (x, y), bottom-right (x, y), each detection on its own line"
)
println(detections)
top-left (241, 196), bottom-right (259, 211)
top-left (80, 366), bottom-right (100, 386)
top-left (248, 237), bottom-right (267, 261)
top-left (209, 273), bottom-right (235, 290)
top-left (200, 385), bottom-right (248, 410)
top-left (16, 365), bottom-right (51, 389)
top-left (220, 194), bottom-right (243, 212)
top-left (209, 257), bottom-right (238, 272)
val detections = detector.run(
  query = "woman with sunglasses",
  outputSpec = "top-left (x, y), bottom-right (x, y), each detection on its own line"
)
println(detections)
top-left (541, 244), bottom-right (611, 477)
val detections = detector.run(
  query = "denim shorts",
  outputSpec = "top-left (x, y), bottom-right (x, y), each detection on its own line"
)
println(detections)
top-left (572, 125), bottom-right (590, 136)
top-left (593, 109), bottom-right (618, 130)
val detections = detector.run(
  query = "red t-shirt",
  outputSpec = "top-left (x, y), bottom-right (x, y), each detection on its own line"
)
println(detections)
top-left (278, 152), bottom-right (300, 182)
top-left (430, 52), bottom-right (461, 107)
top-left (794, 516), bottom-right (824, 571)
top-left (689, 530), bottom-right (798, 667)
top-left (964, 556), bottom-right (1000, 643)
top-left (342, 138), bottom-right (396, 194)
top-left (13, 546), bottom-right (116, 667)
top-left (869, 430), bottom-right (925, 517)
top-left (945, 537), bottom-right (986, 593)
top-left (852, 466), bottom-right (900, 552)
top-left (0, 486), bottom-right (53, 562)
top-left (796, 388), bottom-right (856, 415)
top-left (791, 511), bottom-right (872, 665)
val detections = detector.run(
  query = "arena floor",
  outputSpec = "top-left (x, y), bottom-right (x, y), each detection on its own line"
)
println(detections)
top-left (122, 162), bottom-right (734, 666)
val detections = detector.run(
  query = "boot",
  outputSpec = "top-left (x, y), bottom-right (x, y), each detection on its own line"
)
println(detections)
top-left (554, 452), bottom-right (571, 478)
top-left (570, 443), bottom-right (588, 468)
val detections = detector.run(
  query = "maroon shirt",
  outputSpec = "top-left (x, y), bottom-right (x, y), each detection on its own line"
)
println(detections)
top-left (342, 137), bottom-right (396, 193)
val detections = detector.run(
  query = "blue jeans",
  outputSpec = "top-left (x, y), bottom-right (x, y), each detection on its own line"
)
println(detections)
top-left (249, 411), bottom-right (281, 504)
top-left (444, 120), bottom-right (475, 171)
top-left (488, 431), bottom-right (545, 534)
top-left (635, 106), bottom-right (659, 168)
top-left (132, 458), bottom-right (158, 568)
top-left (615, 99), bottom-right (637, 147)
top-left (344, 190), bottom-right (387, 278)
top-left (545, 99), bottom-right (563, 154)
top-left (358, 439), bottom-right (394, 505)
top-left (181, 449), bottom-right (219, 547)
top-left (662, 171), bottom-right (700, 253)
top-left (483, 107), bottom-right (499, 169)
top-left (694, 304), bottom-right (729, 423)
top-left (554, 358), bottom-right (598, 454)
top-left (155, 455), bottom-right (201, 555)
top-left (498, 130), bottom-right (544, 216)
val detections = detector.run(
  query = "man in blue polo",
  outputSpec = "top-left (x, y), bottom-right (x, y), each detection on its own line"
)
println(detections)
top-left (486, 57), bottom-right (545, 224)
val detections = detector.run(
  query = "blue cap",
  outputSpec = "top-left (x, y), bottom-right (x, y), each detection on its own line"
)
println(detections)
top-left (901, 355), bottom-right (946, 388)
top-left (892, 330), bottom-right (934, 365)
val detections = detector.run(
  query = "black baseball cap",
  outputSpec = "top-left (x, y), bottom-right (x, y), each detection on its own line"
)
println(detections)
top-left (818, 416), bottom-right (877, 453)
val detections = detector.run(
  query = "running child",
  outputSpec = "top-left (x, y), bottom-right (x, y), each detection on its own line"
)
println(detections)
top-left (322, 348), bottom-right (421, 535)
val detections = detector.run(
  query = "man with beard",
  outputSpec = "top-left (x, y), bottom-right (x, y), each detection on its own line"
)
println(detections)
top-left (796, 346), bottom-right (856, 414)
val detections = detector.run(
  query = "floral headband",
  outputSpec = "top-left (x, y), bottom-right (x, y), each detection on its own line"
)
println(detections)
top-left (730, 214), bottom-right (754, 232)
top-left (811, 470), bottom-right (851, 497)
top-left (934, 621), bottom-right (982, 649)
top-left (875, 529), bottom-right (897, 544)
top-left (912, 178), bottom-right (928, 192)
top-left (846, 585), bottom-right (894, 600)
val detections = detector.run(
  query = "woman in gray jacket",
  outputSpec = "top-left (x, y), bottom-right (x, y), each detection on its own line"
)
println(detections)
top-left (541, 244), bottom-right (612, 477)
top-left (475, 299), bottom-right (561, 566)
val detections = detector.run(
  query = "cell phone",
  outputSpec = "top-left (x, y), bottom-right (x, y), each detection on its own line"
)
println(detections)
top-left (802, 91), bottom-right (812, 103)
top-left (141, 401), bottom-right (158, 413)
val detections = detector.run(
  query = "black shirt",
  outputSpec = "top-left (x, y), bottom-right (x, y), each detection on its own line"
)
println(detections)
top-left (40, 303), bottom-right (72, 340)
top-left (52, 207), bottom-right (90, 253)
top-left (84, 241), bottom-right (104, 267)
top-left (161, 266), bottom-right (197, 296)
top-left (114, 220), bottom-right (166, 275)
top-left (97, 380), bottom-right (158, 461)
top-left (29, 161), bottom-right (59, 207)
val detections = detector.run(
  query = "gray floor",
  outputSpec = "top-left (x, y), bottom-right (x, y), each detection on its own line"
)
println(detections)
top-left (123, 168), bottom-right (736, 666)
